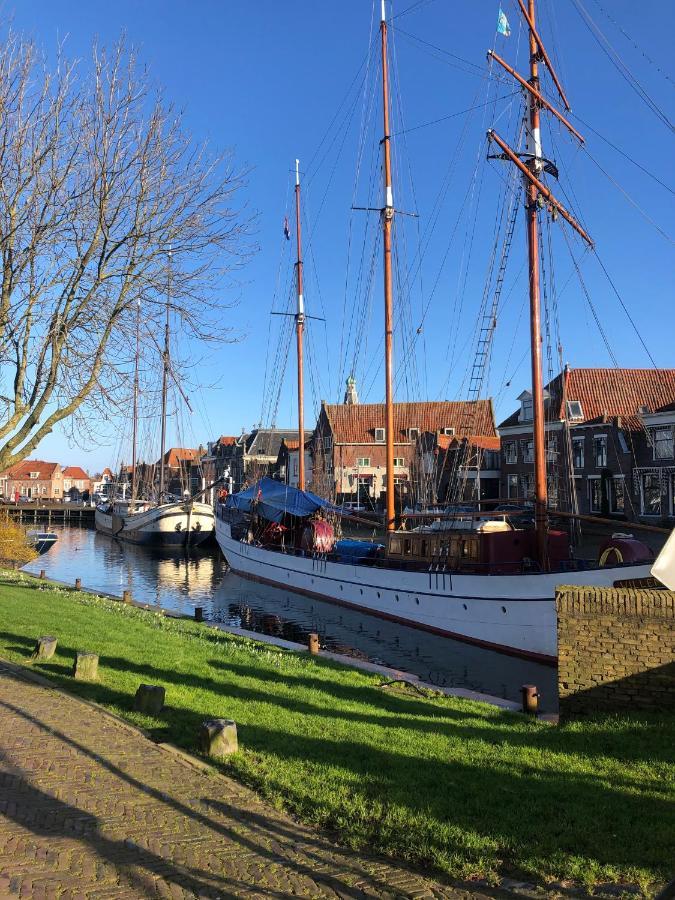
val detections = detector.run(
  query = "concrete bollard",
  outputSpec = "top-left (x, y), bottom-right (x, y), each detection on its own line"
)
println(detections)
top-left (521, 684), bottom-right (539, 715)
top-left (199, 719), bottom-right (238, 757)
top-left (30, 636), bottom-right (57, 662)
top-left (134, 684), bottom-right (165, 716)
top-left (39, 569), bottom-right (46, 580)
top-left (307, 633), bottom-right (320, 655)
top-left (194, 607), bottom-right (204, 622)
top-left (74, 578), bottom-right (82, 591)
top-left (73, 651), bottom-right (98, 681)
top-left (122, 590), bottom-right (132, 605)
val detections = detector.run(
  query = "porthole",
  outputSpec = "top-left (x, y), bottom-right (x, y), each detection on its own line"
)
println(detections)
top-left (501, 606), bottom-right (507, 614)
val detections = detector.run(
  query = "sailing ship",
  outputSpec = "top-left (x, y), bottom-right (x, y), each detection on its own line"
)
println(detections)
top-left (96, 254), bottom-right (214, 548)
top-left (215, 0), bottom-right (655, 661)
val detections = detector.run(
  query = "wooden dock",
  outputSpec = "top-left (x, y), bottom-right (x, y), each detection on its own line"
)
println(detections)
top-left (3, 503), bottom-right (95, 528)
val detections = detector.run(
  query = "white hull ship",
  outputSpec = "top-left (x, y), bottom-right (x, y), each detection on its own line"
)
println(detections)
top-left (216, 504), bottom-right (650, 662)
top-left (96, 499), bottom-right (214, 548)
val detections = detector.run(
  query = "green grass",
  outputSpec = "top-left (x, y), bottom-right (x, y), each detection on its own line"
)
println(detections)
top-left (0, 571), bottom-right (672, 891)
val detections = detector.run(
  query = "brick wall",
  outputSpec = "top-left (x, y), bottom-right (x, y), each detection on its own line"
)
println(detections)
top-left (556, 585), bottom-right (675, 717)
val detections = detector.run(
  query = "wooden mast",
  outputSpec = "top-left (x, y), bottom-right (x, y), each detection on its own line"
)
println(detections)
top-left (380, 0), bottom-right (396, 533)
top-left (158, 248), bottom-right (172, 504)
top-left (130, 298), bottom-right (141, 507)
top-left (294, 159), bottom-right (306, 491)
top-left (524, 0), bottom-right (548, 567)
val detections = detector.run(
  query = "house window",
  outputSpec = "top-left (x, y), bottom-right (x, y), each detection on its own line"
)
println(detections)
top-left (593, 435), bottom-right (607, 468)
top-left (504, 441), bottom-right (517, 465)
top-left (611, 476), bottom-right (625, 514)
top-left (394, 476), bottom-right (406, 486)
top-left (520, 397), bottom-right (533, 422)
top-left (41, 487), bottom-right (47, 495)
top-left (670, 474), bottom-right (675, 517)
top-left (375, 428), bottom-right (385, 443)
top-left (507, 474), bottom-right (519, 498)
top-left (641, 473), bottom-right (661, 516)
top-left (547, 474), bottom-right (558, 506)
top-left (566, 400), bottom-right (584, 420)
top-left (651, 426), bottom-right (674, 460)
top-left (442, 427), bottom-right (455, 436)
top-left (408, 427), bottom-right (419, 441)
top-left (617, 431), bottom-right (629, 453)
top-left (589, 477), bottom-right (602, 513)
top-left (356, 457), bottom-right (370, 467)
top-left (394, 458), bottom-right (405, 467)
top-left (572, 437), bottom-right (584, 469)
top-left (323, 436), bottom-right (332, 451)
top-left (520, 474), bottom-right (535, 500)
top-left (54, 488), bottom-right (60, 495)
top-left (30, 472), bottom-right (39, 479)
top-left (546, 437), bottom-right (558, 463)
top-left (292, 461), bottom-right (298, 476)
top-left (520, 440), bottom-right (534, 465)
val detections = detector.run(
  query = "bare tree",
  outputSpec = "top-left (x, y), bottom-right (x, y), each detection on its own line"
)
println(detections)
top-left (0, 32), bottom-right (252, 472)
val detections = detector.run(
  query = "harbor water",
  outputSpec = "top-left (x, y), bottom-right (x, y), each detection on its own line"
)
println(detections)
top-left (23, 527), bottom-right (558, 711)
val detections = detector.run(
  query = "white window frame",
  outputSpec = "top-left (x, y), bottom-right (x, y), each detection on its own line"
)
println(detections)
top-left (593, 435), bottom-right (607, 468)
top-left (546, 436), bottom-right (558, 463)
top-left (520, 440), bottom-right (534, 465)
top-left (610, 475), bottom-right (625, 514)
top-left (566, 400), bottom-right (584, 420)
top-left (375, 428), bottom-right (385, 443)
top-left (504, 441), bottom-right (517, 465)
top-left (588, 476), bottom-right (602, 513)
top-left (356, 457), bottom-right (370, 467)
top-left (640, 472), bottom-right (661, 517)
top-left (572, 436), bottom-right (585, 469)
top-left (651, 426), bottom-right (674, 461)
top-left (408, 427), bottom-right (420, 441)
top-left (520, 398), bottom-right (533, 422)
top-left (323, 435), bottom-right (333, 451)
top-left (393, 458), bottom-right (405, 467)
top-left (507, 474), bottom-right (519, 498)
top-left (442, 427), bottom-right (455, 436)
top-left (617, 431), bottom-right (629, 454)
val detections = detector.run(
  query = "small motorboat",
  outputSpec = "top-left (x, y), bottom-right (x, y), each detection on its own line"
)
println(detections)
top-left (28, 531), bottom-right (58, 555)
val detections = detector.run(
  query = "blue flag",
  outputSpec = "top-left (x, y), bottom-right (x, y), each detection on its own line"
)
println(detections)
top-left (497, 7), bottom-right (511, 36)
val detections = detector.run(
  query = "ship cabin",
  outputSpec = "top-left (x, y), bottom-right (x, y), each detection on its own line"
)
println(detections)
top-left (385, 525), bottom-right (571, 574)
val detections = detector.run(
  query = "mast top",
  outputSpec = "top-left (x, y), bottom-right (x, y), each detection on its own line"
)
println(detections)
top-left (295, 158), bottom-right (300, 187)
top-left (381, 0), bottom-right (386, 23)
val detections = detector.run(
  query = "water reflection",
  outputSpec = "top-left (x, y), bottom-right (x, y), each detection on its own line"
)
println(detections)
top-left (23, 527), bottom-right (558, 711)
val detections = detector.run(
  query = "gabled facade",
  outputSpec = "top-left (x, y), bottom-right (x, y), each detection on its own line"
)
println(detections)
top-left (0, 460), bottom-right (64, 501)
top-left (275, 436), bottom-right (313, 488)
top-left (62, 466), bottom-right (91, 498)
top-left (498, 367), bottom-right (675, 522)
top-left (311, 398), bottom-right (498, 505)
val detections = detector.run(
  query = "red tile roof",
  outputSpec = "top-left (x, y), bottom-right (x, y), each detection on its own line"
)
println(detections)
top-left (62, 466), bottom-right (89, 480)
top-left (161, 447), bottom-right (202, 467)
top-left (323, 400), bottom-right (496, 444)
top-left (1, 460), bottom-right (61, 480)
top-left (217, 436), bottom-right (237, 446)
top-left (498, 368), bottom-right (675, 430)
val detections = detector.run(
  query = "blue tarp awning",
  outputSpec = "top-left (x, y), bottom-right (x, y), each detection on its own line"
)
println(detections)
top-left (225, 477), bottom-right (337, 523)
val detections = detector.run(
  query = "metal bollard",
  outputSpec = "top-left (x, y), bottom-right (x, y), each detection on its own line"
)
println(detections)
top-left (39, 569), bottom-right (45, 580)
top-left (122, 590), bottom-right (132, 605)
top-left (194, 607), bottom-right (204, 622)
top-left (308, 633), bottom-right (320, 655)
top-left (74, 578), bottom-right (81, 591)
top-left (521, 684), bottom-right (539, 715)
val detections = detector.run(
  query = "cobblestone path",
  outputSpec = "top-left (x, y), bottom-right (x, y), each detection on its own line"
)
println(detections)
top-left (0, 661), bottom-right (481, 899)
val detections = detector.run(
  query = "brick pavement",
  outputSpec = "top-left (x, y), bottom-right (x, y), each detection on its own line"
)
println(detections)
top-left (0, 661), bottom-right (483, 899)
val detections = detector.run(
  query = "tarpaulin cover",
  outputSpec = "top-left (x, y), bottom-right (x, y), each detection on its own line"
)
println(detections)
top-left (225, 477), bottom-right (338, 523)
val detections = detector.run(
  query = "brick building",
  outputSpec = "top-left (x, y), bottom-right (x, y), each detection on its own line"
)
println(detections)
top-left (498, 367), bottom-right (675, 523)
top-left (62, 466), bottom-right (91, 499)
top-left (0, 460), bottom-right (64, 501)
top-left (275, 436), bottom-right (313, 488)
top-left (311, 398), bottom-right (498, 506)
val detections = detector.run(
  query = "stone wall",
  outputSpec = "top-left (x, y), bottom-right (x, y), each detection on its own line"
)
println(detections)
top-left (556, 585), bottom-right (675, 717)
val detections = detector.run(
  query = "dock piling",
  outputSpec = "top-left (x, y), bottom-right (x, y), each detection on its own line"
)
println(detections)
top-left (308, 633), bottom-right (320, 655)
top-left (521, 684), bottom-right (539, 715)
top-left (122, 590), bottom-right (132, 605)
top-left (74, 578), bottom-right (81, 590)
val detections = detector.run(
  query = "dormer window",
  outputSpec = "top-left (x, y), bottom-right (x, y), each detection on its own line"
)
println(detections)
top-left (375, 428), bottom-right (385, 443)
top-left (442, 427), bottom-right (455, 436)
top-left (566, 400), bottom-right (584, 420)
top-left (408, 427), bottom-right (419, 441)
top-left (519, 392), bottom-right (533, 423)
top-left (29, 472), bottom-right (39, 479)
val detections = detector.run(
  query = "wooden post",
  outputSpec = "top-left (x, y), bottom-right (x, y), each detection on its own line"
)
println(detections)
top-left (521, 684), bottom-right (539, 715)
top-left (39, 569), bottom-right (45, 579)
top-left (199, 719), bottom-right (238, 757)
top-left (134, 684), bottom-right (165, 716)
top-left (308, 633), bottom-right (320, 655)
top-left (194, 607), bottom-right (204, 622)
top-left (74, 578), bottom-right (81, 590)
top-left (73, 651), bottom-right (98, 681)
top-left (122, 590), bottom-right (132, 604)
top-left (30, 636), bottom-right (57, 662)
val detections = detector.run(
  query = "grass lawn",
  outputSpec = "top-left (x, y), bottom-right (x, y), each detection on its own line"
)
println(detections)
top-left (0, 570), bottom-right (672, 891)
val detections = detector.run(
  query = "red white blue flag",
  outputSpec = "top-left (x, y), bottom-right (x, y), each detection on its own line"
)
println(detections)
top-left (283, 216), bottom-right (291, 240)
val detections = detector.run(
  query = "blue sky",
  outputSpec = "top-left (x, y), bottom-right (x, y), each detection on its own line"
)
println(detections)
top-left (9, 0), bottom-right (674, 473)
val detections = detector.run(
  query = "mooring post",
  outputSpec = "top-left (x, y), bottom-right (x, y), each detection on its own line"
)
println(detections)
top-left (521, 684), bottom-right (539, 715)
top-left (74, 578), bottom-right (81, 591)
top-left (39, 569), bottom-right (45, 579)
top-left (200, 719), bottom-right (238, 757)
top-left (194, 607), bottom-right (203, 622)
top-left (122, 590), bottom-right (132, 605)
top-left (30, 636), bottom-right (57, 662)
top-left (308, 633), bottom-right (320, 655)
top-left (73, 651), bottom-right (98, 681)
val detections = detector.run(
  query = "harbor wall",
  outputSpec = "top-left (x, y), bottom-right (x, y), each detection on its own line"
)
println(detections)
top-left (556, 585), bottom-right (675, 717)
